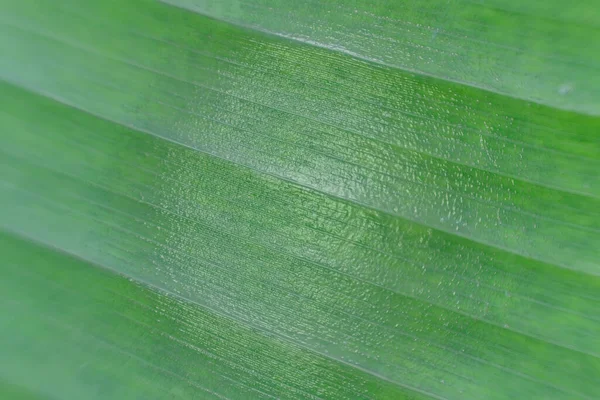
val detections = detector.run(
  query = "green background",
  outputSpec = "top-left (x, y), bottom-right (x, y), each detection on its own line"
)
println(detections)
top-left (1, 0), bottom-right (599, 398)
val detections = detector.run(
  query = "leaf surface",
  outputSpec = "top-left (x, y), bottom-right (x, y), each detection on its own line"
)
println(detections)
top-left (0, 0), bottom-right (599, 399)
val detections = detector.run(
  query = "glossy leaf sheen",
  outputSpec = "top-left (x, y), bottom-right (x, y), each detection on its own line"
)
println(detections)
top-left (167, 0), bottom-right (600, 114)
top-left (0, 0), bottom-right (599, 399)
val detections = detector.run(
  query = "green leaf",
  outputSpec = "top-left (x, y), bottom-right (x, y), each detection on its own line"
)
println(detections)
top-left (0, 0), bottom-right (599, 399)
top-left (166, 0), bottom-right (600, 114)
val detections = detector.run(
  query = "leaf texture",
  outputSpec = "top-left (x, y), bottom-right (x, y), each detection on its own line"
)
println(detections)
top-left (0, 0), bottom-right (599, 399)
top-left (165, 0), bottom-right (600, 114)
